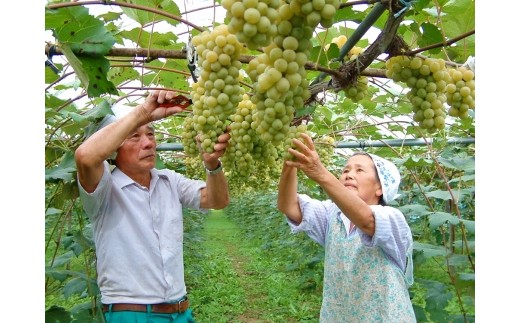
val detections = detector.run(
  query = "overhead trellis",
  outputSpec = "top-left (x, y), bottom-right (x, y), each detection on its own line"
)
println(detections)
top-left (156, 137), bottom-right (475, 151)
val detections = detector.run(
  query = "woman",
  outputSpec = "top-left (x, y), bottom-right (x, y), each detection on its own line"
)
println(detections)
top-left (278, 133), bottom-right (416, 322)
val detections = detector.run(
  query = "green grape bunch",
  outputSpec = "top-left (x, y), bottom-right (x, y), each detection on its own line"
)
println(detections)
top-left (221, 93), bottom-right (259, 177)
top-left (222, 0), bottom-right (281, 50)
top-left (282, 124), bottom-right (308, 160)
top-left (446, 65), bottom-right (475, 119)
top-left (181, 115), bottom-right (199, 157)
top-left (222, 93), bottom-right (282, 179)
top-left (242, 2), bottom-right (313, 145)
top-left (386, 55), bottom-right (451, 133)
top-left (188, 24), bottom-right (245, 154)
top-left (184, 156), bottom-right (205, 180)
top-left (286, 0), bottom-right (341, 29)
top-left (314, 135), bottom-right (335, 168)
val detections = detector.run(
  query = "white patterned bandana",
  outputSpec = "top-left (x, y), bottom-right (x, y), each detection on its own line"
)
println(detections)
top-left (368, 154), bottom-right (401, 204)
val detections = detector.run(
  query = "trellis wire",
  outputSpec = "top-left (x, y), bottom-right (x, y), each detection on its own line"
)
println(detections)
top-left (156, 137), bottom-right (474, 151)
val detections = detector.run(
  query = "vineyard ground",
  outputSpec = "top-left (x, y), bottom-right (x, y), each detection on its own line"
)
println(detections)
top-left (186, 210), bottom-right (323, 322)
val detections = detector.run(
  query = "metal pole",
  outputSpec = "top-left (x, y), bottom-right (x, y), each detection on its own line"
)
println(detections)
top-left (156, 137), bottom-right (474, 151)
top-left (310, 2), bottom-right (387, 85)
top-left (336, 137), bottom-right (475, 149)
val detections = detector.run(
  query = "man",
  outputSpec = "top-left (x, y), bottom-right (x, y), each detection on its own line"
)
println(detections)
top-left (75, 90), bottom-right (230, 322)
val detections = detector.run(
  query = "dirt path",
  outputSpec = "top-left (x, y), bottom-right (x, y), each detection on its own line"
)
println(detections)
top-left (190, 210), bottom-right (321, 322)
top-left (202, 211), bottom-right (268, 322)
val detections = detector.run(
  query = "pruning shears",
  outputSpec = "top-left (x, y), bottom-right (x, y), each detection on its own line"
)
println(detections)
top-left (159, 94), bottom-right (192, 110)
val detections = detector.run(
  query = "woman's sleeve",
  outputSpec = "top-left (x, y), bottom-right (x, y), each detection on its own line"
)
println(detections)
top-left (286, 194), bottom-right (335, 246)
top-left (360, 205), bottom-right (413, 274)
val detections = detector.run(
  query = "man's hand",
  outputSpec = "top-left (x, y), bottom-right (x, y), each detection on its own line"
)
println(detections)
top-left (198, 127), bottom-right (231, 210)
top-left (140, 90), bottom-right (187, 123)
top-left (198, 127), bottom-right (231, 170)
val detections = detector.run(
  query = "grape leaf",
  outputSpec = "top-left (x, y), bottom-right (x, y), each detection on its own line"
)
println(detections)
top-left (418, 23), bottom-right (443, 54)
top-left (60, 43), bottom-right (118, 97)
top-left (121, 0), bottom-right (182, 26)
top-left (46, 6), bottom-right (115, 55)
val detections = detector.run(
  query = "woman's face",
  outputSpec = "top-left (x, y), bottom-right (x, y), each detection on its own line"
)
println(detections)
top-left (339, 154), bottom-right (383, 205)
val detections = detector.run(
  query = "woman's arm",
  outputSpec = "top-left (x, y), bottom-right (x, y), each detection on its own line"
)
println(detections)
top-left (277, 162), bottom-right (303, 224)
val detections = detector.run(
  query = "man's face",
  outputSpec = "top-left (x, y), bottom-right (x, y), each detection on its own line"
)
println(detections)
top-left (339, 154), bottom-right (383, 205)
top-left (115, 124), bottom-right (157, 173)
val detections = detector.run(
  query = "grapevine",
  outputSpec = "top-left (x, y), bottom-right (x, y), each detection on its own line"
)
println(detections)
top-left (343, 46), bottom-right (369, 102)
top-left (175, 2), bottom-right (473, 185)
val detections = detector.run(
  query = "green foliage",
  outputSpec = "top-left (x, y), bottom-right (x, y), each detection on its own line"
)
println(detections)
top-left (61, 45), bottom-right (118, 97)
top-left (227, 193), bottom-right (325, 291)
top-left (46, 6), bottom-right (115, 55)
top-left (46, 6), bottom-right (119, 97)
top-left (185, 209), bottom-right (322, 321)
top-left (119, 28), bottom-right (180, 48)
top-left (418, 23), bottom-right (443, 54)
top-left (397, 150), bottom-right (475, 321)
top-left (120, 0), bottom-right (182, 26)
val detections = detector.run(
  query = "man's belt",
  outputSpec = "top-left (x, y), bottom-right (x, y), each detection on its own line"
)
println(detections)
top-left (102, 298), bottom-right (189, 314)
